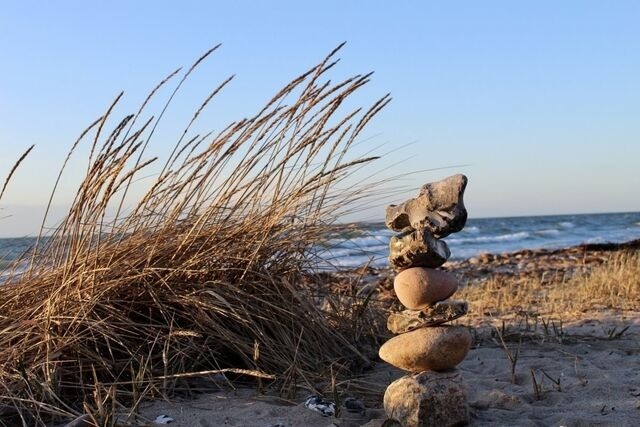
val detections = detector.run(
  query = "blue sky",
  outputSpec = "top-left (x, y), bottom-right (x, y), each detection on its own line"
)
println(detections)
top-left (1, 1), bottom-right (639, 236)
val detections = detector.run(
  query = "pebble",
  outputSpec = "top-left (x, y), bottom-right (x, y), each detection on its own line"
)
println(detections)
top-left (389, 228), bottom-right (450, 271)
top-left (468, 256), bottom-right (480, 265)
top-left (387, 300), bottom-right (469, 334)
top-left (343, 396), bottom-right (366, 415)
top-left (393, 267), bottom-right (459, 310)
top-left (378, 325), bottom-right (471, 372)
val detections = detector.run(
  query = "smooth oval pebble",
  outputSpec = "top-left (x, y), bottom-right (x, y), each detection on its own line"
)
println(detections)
top-left (379, 326), bottom-right (471, 372)
top-left (394, 268), bottom-right (459, 310)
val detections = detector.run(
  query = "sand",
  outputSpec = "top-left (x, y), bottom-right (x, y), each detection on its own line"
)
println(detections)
top-left (77, 242), bottom-right (640, 426)
top-left (129, 311), bottom-right (640, 426)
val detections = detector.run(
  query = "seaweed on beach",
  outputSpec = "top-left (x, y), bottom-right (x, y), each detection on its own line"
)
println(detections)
top-left (0, 45), bottom-right (390, 425)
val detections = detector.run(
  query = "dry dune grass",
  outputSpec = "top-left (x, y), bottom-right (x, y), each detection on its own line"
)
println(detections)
top-left (458, 251), bottom-right (640, 318)
top-left (0, 45), bottom-right (390, 425)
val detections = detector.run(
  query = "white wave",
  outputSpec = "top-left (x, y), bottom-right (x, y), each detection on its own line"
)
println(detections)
top-left (319, 246), bottom-right (387, 259)
top-left (559, 221), bottom-right (574, 228)
top-left (586, 236), bottom-right (605, 244)
top-left (462, 226), bottom-right (480, 234)
top-left (0, 261), bottom-right (26, 285)
top-left (451, 247), bottom-right (485, 260)
top-left (537, 229), bottom-right (560, 236)
top-left (326, 235), bottom-right (389, 249)
top-left (447, 231), bottom-right (530, 245)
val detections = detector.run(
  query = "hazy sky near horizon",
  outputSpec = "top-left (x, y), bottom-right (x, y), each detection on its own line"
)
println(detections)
top-left (1, 1), bottom-right (639, 236)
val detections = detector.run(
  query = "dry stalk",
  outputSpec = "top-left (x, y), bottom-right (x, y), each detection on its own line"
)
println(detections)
top-left (530, 368), bottom-right (543, 400)
top-left (494, 321), bottom-right (521, 384)
top-left (0, 145), bottom-right (34, 202)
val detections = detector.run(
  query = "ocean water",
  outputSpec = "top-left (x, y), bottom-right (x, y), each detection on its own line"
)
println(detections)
top-left (2, 212), bottom-right (640, 274)
top-left (0, 237), bottom-right (37, 270)
top-left (314, 211), bottom-right (640, 269)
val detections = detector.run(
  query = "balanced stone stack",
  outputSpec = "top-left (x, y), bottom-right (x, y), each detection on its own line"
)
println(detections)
top-left (379, 174), bottom-right (471, 427)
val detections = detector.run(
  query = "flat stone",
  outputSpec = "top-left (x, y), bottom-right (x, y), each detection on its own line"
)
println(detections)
top-left (386, 174), bottom-right (468, 238)
top-left (387, 300), bottom-right (469, 334)
top-left (394, 268), bottom-right (459, 310)
top-left (389, 229), bottom-right (450, 271)
top-left (384, 370), bottom-right (469, 427)
top-left (379, 325), bottom-right (471, 372)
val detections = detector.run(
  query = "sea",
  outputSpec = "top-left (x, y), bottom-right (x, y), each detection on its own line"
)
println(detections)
top-left (314, 211), bottom-right (640, 269)
top-left (2, 212), bottom-right (640, 274)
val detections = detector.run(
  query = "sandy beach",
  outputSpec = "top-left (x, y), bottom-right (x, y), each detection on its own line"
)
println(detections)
top-left (105, 241), bottom-right (640, 427)
top-left (3, 3), bottom-right (640, 426)
top-left (129, 312), bottom-right (640, 426)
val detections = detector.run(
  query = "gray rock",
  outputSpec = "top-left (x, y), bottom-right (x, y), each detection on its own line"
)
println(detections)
top-left (343, 396), bottom-right (366, 414)
top-left (387, 300), bottom-right (469, 334)
top-left (379, 325), bottom-right (471, 372)
top-left (389, 229), bottom-right (450, 271)
top-left (384, 371), bottom-right (469, 427)
top-left (386, 174), bottom-right (468, 238)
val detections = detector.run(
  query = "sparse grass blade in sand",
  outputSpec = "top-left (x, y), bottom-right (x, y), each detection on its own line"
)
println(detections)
top-left (0, 45), bottom-right (390, 425)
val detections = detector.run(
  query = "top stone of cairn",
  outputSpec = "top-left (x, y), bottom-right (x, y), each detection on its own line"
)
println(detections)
top-left (385, 174), bottom-right (468, 238)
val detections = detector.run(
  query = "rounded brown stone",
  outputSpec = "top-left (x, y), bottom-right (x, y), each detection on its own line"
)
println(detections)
top-left (379, 326), bottom-right (471, 372)
top-left (393, 268), bottom-right (459, 310)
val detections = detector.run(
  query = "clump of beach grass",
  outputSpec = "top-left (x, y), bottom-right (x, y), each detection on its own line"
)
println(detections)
top-left (0, 45), bottom-right (390, 425)
top-left (458, 251), bottom-right (640, 318)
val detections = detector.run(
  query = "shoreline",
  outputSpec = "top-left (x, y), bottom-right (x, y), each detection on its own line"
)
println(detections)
top-left (330, 237), bottom-right (640, 302)
top-left (445, 237), bottom-right (640, 283)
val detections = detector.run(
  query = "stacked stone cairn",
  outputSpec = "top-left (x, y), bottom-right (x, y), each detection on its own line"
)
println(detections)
top-left (379, 174), bottom-right (471, 427)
